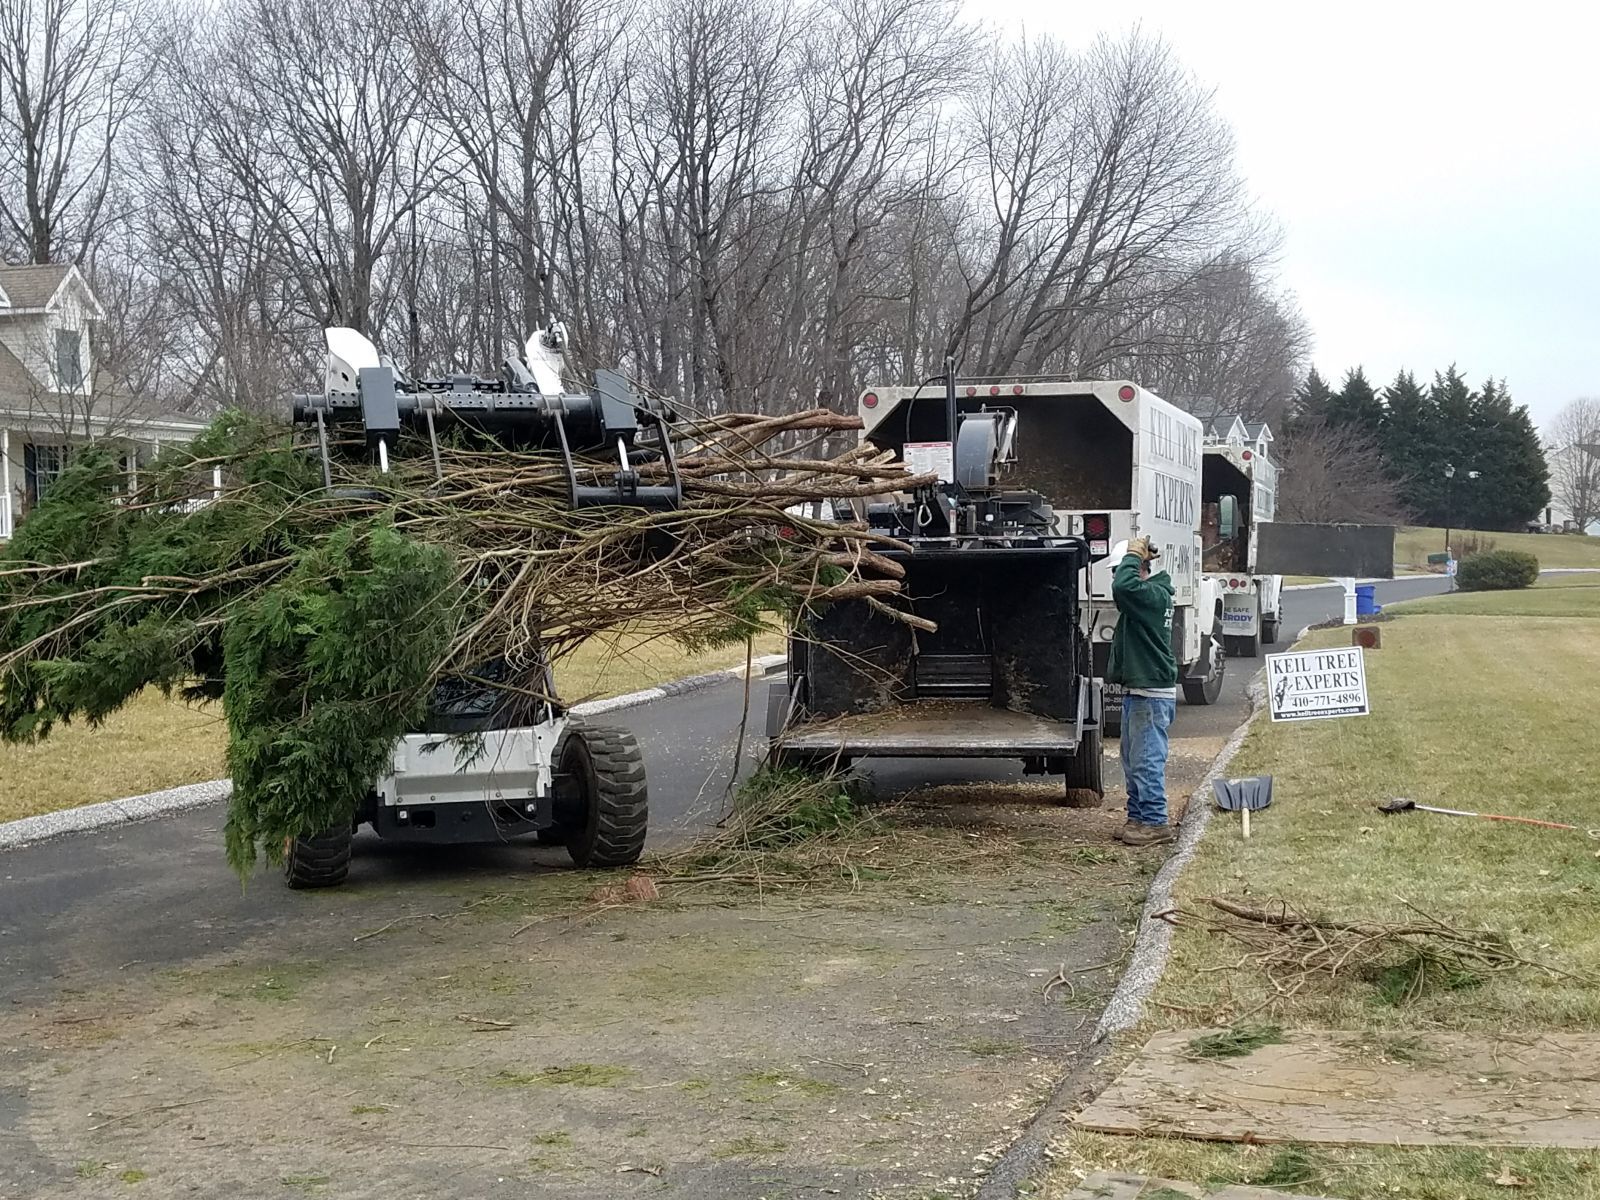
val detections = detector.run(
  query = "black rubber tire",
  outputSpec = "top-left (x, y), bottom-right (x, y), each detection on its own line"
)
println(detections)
top-left (558, 723), bottom-right (648, 868)
top-left (1261, 615), bottom-right (1281, 647)
top-left (1181, 636), bottom-right (1226, 706)
top-left (1060, 725), bottom-right (1105, 808)
top-left (285, 826), bottom-right (352, 890)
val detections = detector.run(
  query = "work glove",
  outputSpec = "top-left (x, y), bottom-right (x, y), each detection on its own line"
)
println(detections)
top-left (1126, 536), bottom-right (1158, 562)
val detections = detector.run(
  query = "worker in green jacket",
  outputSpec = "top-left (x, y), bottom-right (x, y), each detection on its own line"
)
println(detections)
top-left (1106, 536), bottom-right (1177, 846)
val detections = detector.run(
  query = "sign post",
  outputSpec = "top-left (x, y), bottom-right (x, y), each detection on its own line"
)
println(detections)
top-left (1265, 646), bottom-right (1370, 722)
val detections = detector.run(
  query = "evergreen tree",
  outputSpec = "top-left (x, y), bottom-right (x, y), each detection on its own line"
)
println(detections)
top-left (1460, 378), bottom-right (1551, 529)
top-left (1379, 369), bottom-right (1435, 522)
top-left (1413, 366), bottom-right (1476, 526)
top-left (1327, 367), bottom-right (1384, 435)
top-left (1291, 368), bottom-right (1334, 431)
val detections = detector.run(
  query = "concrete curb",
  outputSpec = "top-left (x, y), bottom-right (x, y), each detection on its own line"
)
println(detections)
top-left (977, 626), bottom-right (1311, 1199)
top-left (0, 778), bottom-right (235, 853)
top-left (0, 652), bottom-right (789, 853)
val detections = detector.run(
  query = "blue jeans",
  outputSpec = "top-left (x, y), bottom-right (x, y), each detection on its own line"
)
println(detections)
top-left (1121, 694), bottom-right (1175, 826)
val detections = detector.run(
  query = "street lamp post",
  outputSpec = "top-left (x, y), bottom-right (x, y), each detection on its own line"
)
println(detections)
top-left (1444, 463), bottom-right (1456, 560)
top-left (1444, 464), bottom-right (1480, 589)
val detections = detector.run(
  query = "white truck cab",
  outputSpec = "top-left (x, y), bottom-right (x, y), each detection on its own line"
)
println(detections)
top-left (1201, 422), bottom-right (1284, 656)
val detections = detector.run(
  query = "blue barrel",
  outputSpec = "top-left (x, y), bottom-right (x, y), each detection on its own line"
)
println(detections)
top-left (1355, 584), bottom-right (1379, 616)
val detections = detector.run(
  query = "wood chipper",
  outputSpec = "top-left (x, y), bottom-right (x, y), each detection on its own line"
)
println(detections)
top-left (766, 367), bottom-right (1104, 806)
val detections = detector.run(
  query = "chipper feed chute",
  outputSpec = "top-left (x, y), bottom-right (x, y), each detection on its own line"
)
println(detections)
top-left (797, 544), bottom-right (1084, 730)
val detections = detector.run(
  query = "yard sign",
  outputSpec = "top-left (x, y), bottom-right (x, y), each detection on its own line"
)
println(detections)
top-left (1265, 646), bottom-right (1369, 722)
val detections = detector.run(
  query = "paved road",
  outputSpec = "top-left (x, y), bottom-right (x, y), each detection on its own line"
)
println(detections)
top-left (0, 576), bottom-right (1449, 1006)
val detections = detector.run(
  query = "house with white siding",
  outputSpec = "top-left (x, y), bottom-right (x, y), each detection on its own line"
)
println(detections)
top-left (0, 263), bottom-right (208, 539)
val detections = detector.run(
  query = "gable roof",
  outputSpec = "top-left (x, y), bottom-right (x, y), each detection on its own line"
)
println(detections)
top-left (1206, 414), bottom-right (1248, 441)
top-left (1244, 422), bottom-right (1274, 442)
top-left (0, 264), bottom-right (72, 309)
top-left (0, 263), bottom-right (104, 319)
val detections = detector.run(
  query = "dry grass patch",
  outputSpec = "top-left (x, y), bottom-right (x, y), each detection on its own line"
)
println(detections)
top-left (0, 688), bottom-right (227, 823)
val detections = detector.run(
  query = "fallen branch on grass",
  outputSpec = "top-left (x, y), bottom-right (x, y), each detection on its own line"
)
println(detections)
top-left (1154, 896), bottom-right (1581, 1004)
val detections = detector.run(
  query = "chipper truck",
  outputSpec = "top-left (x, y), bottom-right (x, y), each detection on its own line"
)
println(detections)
top-left (279, 322), bottom-right (666, 888)
top-left (766, 368), bottom-right (1107, 806)
top-left (1201, 435), bottom-right (1284, 657)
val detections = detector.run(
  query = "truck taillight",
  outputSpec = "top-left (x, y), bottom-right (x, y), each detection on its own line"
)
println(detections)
top-left (1084, 514), bottom-right (1110, 538)
top-left (862, 392), bottom-right (878, 408)
top-left (965, 386), bottom-right (977, 397)
top-left (1012, 384), bottom-right (1024, 396)
top-left (989, 385), bottom-right (1001, 397)
top-left (1117, 385), bottom-right (1136, 401)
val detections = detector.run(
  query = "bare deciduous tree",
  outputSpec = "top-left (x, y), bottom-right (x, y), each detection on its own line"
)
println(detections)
top-left (0, 0), bottom-right (148, 264)
top-left (1276, 418), bottom-right (1407, 525)
top-left (1546, 397), bottom-right (1600, 532)
top-left (42, 0), bottom-right (1306, 432)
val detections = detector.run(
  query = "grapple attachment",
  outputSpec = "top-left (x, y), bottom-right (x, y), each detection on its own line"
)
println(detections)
top-left (290, 325), bottom-right (681, 510)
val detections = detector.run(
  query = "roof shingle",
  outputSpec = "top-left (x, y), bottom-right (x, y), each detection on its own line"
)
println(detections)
top-left (0, 264), bottom-right (73, 310)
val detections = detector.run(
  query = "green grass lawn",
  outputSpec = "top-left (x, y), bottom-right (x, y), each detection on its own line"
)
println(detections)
top-left (1044, 581), bottom-right (1600, 1198)
top-left (1398, 576), bottom-right (1600, 617)
top-left (0, 630), bottom-right (783, 825)
top-left (1396, 524), bottom-right (1600, 570)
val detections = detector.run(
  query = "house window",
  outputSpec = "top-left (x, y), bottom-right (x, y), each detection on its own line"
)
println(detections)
top-left (25, 443), bottom-right (70, 504)
top-left (55, 328), bottom-right (83, 391)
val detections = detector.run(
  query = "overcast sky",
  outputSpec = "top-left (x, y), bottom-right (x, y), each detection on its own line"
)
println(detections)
top-left (974, 0), bottom-right (1599, 428)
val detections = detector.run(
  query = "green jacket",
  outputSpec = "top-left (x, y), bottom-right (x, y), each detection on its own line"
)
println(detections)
top-left (1106, 553), bottom-right (1178, 689)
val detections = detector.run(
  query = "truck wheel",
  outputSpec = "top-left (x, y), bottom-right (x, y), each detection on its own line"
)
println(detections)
top-left (285, 827), bottom-right (352, 890)
top-left (557, 723), bottom-right (648, 868)
top-left (1181, 635), bottom-right (1226, 706)
top-left (1261, 615), bottom-right (1281, 647)
top-left (1059, 726), bottom-right (1104, 808)
top-left (1226, 632), bottom-right (1260, 659)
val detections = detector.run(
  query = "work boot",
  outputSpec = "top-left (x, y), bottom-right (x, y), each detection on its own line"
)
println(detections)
top-left (1114, 820), bottom-right (1175, 847)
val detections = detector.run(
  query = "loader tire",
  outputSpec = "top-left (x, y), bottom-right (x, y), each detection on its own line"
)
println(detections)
top-left (1181, 635), bottom-right (1226, 706)
top-left (285, 826), bottom-right (352, 890)
top-left (1060, 726), bottom-right (1104, 808)
top-left (558, 723), bottom-right (648, 869)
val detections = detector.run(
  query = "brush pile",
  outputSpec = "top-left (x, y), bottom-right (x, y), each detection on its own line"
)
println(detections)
top-left (1155, 896), bottom-right (1577, 1006)
top-left (0, 406), bottom-right (928, 871)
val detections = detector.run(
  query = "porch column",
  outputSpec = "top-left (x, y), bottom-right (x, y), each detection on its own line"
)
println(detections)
top-left (0, 427), bottom-right (11, 539)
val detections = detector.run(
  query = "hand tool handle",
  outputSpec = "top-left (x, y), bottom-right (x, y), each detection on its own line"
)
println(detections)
top-left (1480, 813), bottom-right (1579, 831)
top-left (1242, 807), bottom-right (1251, 839)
